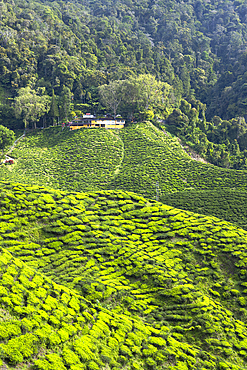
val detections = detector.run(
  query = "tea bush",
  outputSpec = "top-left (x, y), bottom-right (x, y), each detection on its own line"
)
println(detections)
top-left (162, 189), bottom-right (247, 230)
top-left (1, 123), bottom-right (247, 204)
top-left (0, 183), bottom-right (247, 368)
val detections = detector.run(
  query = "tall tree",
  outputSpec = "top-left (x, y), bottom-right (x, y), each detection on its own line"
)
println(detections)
top-left (48, 89), bottom-right (59, 125)
top-left (14, 87), bottom-right (50, 129)
top-left (59, 86), bottom-right (73, 122)
top-left (99, 75), bottom-right (172, 119)
top-left (98, 80), bottom-right (125, 118)
top-left (132, 74), bottom-right (172, 111)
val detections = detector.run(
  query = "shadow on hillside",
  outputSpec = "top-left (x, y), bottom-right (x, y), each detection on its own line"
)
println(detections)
top-left (25, 127), bottom-right (74, 148)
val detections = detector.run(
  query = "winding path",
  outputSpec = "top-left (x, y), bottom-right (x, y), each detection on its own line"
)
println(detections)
top-left (2, 130), bottom-right (26, 164)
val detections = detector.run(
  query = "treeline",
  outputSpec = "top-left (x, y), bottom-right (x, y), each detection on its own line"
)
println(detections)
top-left (166, 98), bottom-right (247, 169)
top-left (1, 0), bottom-right (247, 167)
top-left (1, 0), bottom-right (247, 123)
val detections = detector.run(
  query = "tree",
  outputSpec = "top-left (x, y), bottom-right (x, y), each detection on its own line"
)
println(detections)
top-left (48, 89), bottom-right (59, 125)
top-left (59, 86), bottom-right (73, 122)
top-left (99, 74), bottom-right (172, 120)
top-left (98, 80), bottom-right (125, 118)
top-left (14, 87), bottom-right (50, 129)
top-left (0, 125), bottom-right (15, 152)
top-left (134, 74), bottom-right (171, 111)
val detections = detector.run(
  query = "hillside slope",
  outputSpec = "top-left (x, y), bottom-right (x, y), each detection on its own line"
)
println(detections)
top-left (1, 0), bottom-right (247, 124)
top-left (0, 123), bottom-right (247, 198)
top-left (162, 189), bottom-right (247, 230)
top-left (1, 126), bottom-right (123, 191)
top-left (1, 182), bottom-right (247, 368)
top-left (112, 122), bottom-right (247, 197)
top-left (2, 122), bottom-right (247, 197)
top-left (2, 122), bottom-right (247, 227)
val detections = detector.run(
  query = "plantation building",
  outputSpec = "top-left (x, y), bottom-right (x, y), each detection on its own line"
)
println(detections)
top-left (69, 114), bottom-right (125, 130)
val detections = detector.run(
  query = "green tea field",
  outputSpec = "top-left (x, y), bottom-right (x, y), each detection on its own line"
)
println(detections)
top-left (1, 182), bottom-right (247, 368)
top-left (1, 126), bottom-right (123, 192)
top-left (162, 189), bottom-right (247, 230)
top-left (2, 122), bottom-right (247, 199)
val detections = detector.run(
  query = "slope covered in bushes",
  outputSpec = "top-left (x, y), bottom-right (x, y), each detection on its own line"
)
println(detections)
top-left (1, 182), bottom-right (247, 368)
top-left (1, 122), bottom-right (247, 200)
top-left (0, 126), bottom-right (123, 191)
top-left (112, 122), bottom-right (247, 197)
top-left (162, 189), bottom-right (247, 230)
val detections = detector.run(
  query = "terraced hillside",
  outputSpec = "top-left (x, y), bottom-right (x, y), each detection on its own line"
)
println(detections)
top-left (1, 182), bottom-right (247, 368)
top-left (0, 126), bottom-right (123, 192)
top-left (113, 123), bottom-right (247, 197)
top-left (2, 122), bottom-right (247, 199)
top-left (162, 189), bottom-right (247, 231)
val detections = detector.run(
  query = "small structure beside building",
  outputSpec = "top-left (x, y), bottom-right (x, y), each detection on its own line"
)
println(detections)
top-left (3, 158), bottom-right (14, 165)
top-left (69, 114), bottom-right (125, 131)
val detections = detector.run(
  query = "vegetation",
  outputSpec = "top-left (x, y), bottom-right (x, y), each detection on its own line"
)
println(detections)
top-left (165, 98), bottom-right (247, 169)
top-left (0, 182), bottom-right (247, 368)
top-left (1, 0), bottom-right (247, 367)
top-left (98, 74), bottom-right (172, 120)
top-left (14, 86), bottom-right (51, 129)
top-left (0, 125), bottom-right (14, 152)
top-left (1, 0), bottom-right (247, 166)
top-left (161, 189), bottom-right (247, 230)
top-left (2, 122), bottom-right (247, 200)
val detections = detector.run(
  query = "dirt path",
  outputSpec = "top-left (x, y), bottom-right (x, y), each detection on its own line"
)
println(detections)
top-left (7, 130), bottom-right (26, 155)
top-left (110, 131), bottom-right (125, 176)
top-left (2, 130), bottom-right (26, 164)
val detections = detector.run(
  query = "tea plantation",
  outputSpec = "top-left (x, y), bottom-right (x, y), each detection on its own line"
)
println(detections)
top-left (0, 126), bottom-right (123, 192)
top-left (162, 189), bottom-right (247, 230)
top-left (112, 122), bottom-right (247, 197)
top-left (2, 122), bottom-right (247, 199)
top-left (1, 182), bottom-right (247, 368)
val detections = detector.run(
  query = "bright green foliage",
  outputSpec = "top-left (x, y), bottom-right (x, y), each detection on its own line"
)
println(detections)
top-left (0, 126), bottom-right (123, 191)
top-left (14, 87), bottom-right (50, 129)
top-left (0, 183), bottom-right (247, 368)
top-left (1, 122), bottom-right (247, 206)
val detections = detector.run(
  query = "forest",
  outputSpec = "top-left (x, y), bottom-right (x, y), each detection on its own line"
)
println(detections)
top-left (1, 0), bottom-right (247, 167)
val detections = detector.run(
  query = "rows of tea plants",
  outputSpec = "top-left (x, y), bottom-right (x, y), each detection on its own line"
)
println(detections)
top-left (110, 122), bottom-right (247, 198)
top-left (2, 123), bottom-right (247, 202)
top-left (161, 189), bottom-right (247, 230)
top-left (1, 182), bottom-right (247, 368)
top-left (0, 127), bottom-right (123, 192)
top-left (0, 247), bottom-right (204, 370)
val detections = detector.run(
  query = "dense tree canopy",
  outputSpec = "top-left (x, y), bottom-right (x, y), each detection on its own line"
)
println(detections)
top-left (98, 75), bottom-right (172, 118)
top-left (14, 87), bottom-right (50, 129)
top-left (0, 0), bottom-right (247, 166)
top-left (0, 124), bottom-right (14, 152)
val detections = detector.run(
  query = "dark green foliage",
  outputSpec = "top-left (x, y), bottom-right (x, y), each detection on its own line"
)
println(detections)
top-left (165, 99), bottom-right (247, 169)
top-left (0, 0), bottom-right (247, 130)
top-left (48, 90), bottom-right (59, 126)
top-left (161, 189), bottom-right (247, 230)
top-left (0, 125), bottom-right (14, 152)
